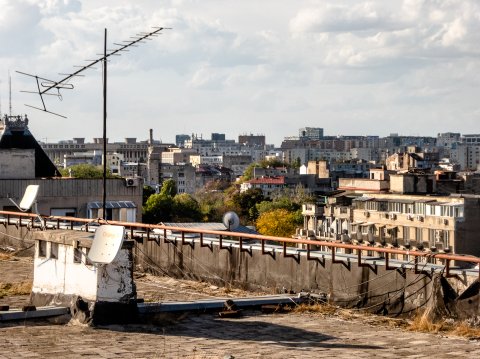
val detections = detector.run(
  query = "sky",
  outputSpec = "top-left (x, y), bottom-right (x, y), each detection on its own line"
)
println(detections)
top-left (0, 0), bottom-right (479, 146)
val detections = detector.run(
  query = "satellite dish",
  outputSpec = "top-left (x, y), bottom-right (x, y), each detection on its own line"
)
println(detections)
top-left (223, 211), bottom-right (240, 231)
top-left (88, 225), bottom-right (125, 264)
top-left (9, 185), bottom-right (39, 211)
top-left (8, 185), bottom-right (44, 230)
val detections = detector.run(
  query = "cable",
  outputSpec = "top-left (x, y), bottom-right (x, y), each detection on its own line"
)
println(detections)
top-left (134, 245), bottom-right (219, 299)
top-left (332, 254), bottom-right (430, 298)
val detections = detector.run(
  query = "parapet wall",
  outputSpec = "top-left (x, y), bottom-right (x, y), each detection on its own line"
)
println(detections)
top-left (1, 222), bottom-right (479, 319)
top-left (134, 237), bottom-right (480, 319)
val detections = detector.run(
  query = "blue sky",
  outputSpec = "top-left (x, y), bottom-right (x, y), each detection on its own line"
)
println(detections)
top-left (1, 0), bottom-right (479, 146)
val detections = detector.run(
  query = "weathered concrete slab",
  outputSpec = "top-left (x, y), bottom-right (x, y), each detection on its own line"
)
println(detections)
top-left (138, 294), bottom-right (303, 313)
top-left (0, 306), bottom-right (69, 322)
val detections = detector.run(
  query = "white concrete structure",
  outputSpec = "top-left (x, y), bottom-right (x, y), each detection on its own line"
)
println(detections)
top-left (31, 230), bottom-right (135, 305)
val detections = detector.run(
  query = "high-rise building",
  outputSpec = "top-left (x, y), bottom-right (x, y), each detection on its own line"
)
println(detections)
top-left (299, 127), bottom-right (324, 140)
top-left (175, 134), bottom-right (191, 147)
top-left (211, 133), bottom-right (226, 141)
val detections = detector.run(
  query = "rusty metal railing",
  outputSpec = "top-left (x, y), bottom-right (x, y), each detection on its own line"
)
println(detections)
top-left (1, 210), bottom-right (479, 278)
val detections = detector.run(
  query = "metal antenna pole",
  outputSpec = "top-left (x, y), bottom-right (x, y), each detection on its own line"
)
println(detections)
top-left (17, 26), bottom-right (168, 117)
top-left (9, 71), bottom-right (12, 116)
top-left (102, 28), bottom-right (108, 219)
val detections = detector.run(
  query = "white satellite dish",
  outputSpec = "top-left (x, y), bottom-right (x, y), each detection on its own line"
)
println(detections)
top-left (88, 225), bottom-right (125, 264)
top-left (8, 185), bottom-right (44, 229)
top-left (9, 185), bottom-right (39, 212)
top-left (223, 211), bottom-right (240, 231)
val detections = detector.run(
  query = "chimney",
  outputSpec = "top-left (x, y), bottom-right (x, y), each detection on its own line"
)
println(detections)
top-left (149, 129), bottom-right (153, 144)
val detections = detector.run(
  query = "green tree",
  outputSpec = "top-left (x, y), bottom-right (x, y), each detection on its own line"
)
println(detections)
top-left (195, 189), bottom-right (228, 222)
top-left (172, 193), bottom-right (202, 222)
top-left (60, 164), bottom-right (114, 178)
top-left (292, 157), bottom-right (302, 169)
top-left (160, 179), bottom-right (177, 197)
top-left (240, 163), bottom-right (259, 182)
top-left (255, 196), bottom-right (300, 216)
top-left (256, 208), bottom-right (303, 237)
top-left (259, 158), bottom-right (288, 168)
top-left (143, 193), bottom-right (174, 223)
top-left (228, 188), bottom-right (264, 223)
top-left (143, 185), bottom-right (156, 205)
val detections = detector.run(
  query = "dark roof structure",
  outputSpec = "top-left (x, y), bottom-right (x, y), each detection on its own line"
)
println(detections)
top-left (0, 114), bottom-right (61, 178)
top-left (161, 222), bottom-right (258, 235)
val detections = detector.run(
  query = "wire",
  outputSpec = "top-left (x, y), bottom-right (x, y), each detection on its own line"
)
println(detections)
top-left (134, 245), bottom-right (219, 299)
top-left (332, 254), bottom-right (431, 298)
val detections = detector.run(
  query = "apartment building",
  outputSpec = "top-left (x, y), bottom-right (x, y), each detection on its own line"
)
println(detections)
top-left (41, 137), bottom-right (150, 165)
top-left (301, 192), bottom-right (480, 265)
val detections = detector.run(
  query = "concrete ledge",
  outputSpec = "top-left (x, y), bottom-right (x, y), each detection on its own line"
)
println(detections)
top-left (138, 295), bottom-right (304, 314)
top-left (0, 306), bottom-right (69, 322)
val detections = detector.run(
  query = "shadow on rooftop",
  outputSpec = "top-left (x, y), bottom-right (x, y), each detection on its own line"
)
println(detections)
top-left (95, 313), bottom-right (384, 351)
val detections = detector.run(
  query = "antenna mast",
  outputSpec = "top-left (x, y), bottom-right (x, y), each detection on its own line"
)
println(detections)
top-left (17, 26), bottom-right (168, 219)
top-left (102, 28), bottom-right (108, 219)
top-left (16, 26), bottom-right (167, 117)
top-left (9, 71), bottom-right (12, 116)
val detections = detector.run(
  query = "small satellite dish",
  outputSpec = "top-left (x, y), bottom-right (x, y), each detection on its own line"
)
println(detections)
top-left (19, 185), bottom-right (40, 211)
top-left (9, 185), bottom-right (39, 211)
top-left (8, 185), bottom-right (44, 229)
top-left (223, 211), bottom-right (240, 231)
top-left (88, 225), bottom-right (125, 264)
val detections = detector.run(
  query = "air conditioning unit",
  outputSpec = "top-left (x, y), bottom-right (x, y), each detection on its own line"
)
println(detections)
top-left (125, 177), bottom-right (139, 187)
top-left (443, 218), bottom-right (449, 225)
top-left (364, 211), bottom-right (370, 218)
top-left (416, 215), bottom-right (424, 222)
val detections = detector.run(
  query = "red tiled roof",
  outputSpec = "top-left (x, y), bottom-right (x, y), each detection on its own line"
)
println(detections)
top-left (248, 176), bottom-right (285, 185)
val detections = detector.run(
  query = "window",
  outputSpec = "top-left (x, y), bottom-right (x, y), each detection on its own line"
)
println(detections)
top-left (415, 228), bottom-right (423, 241)
top-left (414, 202), bottom-right (426, 215)
top-left (50, 242), bottom-right (59, 259)
top-left (73, 247), bottom-right (82, 264)
top-left (38, 240), bottom-right (47, 258)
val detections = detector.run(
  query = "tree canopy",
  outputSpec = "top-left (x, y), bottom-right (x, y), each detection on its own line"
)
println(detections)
top-left (59, 164), bottom-right (116, 178)
top-left (142, 193), bottom-right (174, 223)
top-left (227, 187), bottom-right (264, 223)
top-left (172, 193), bottom-right (202, 222)
top-left (160, 179), bottom-right (177, 197)
top-left (255, 208), bottom-right (303, 237)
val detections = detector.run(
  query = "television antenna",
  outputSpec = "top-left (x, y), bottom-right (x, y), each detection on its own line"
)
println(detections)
top-left (16, 26), bottom-right (168, 218)
top-left (17, 26), bottom-right (167, 118)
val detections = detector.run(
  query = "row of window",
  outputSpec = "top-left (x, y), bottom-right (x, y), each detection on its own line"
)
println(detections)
top-left (358, 201), bottom-right (464, 218)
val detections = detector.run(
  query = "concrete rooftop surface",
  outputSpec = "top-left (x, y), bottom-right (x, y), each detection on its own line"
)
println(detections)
top-left (1, 254), bottom-right (480, 358)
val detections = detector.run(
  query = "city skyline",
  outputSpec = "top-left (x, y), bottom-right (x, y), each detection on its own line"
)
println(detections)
top-left (1, 0), bottom-right (479, 146)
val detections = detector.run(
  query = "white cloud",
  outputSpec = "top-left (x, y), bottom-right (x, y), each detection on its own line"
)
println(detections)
top-left (1, 0), bottom-right (480, 146)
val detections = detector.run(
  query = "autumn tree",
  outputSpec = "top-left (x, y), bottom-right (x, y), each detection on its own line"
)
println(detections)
top-left (255, 208), bottom-right (303, 237)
